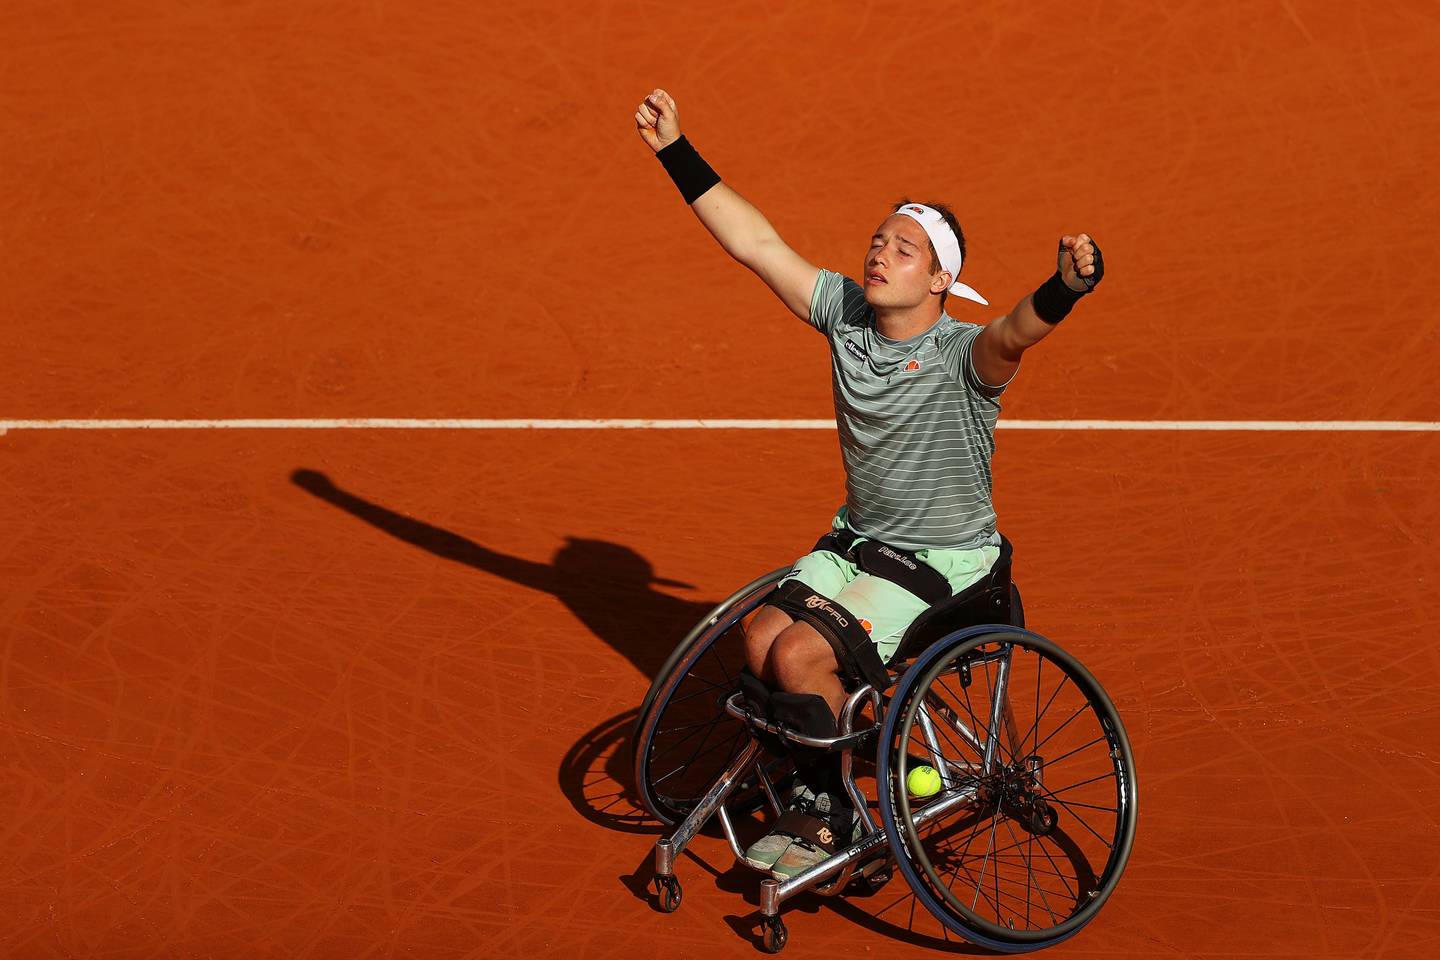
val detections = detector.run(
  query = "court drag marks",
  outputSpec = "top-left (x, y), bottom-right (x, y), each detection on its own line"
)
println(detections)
top-left (4, 1), bottom-right (1440, 958)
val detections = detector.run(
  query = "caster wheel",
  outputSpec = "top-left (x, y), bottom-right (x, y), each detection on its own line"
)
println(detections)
top-left (761, 916), bottom-right (787, 953)
top-left (655, 875), bottom-right (682, 913)
top-left (1023, 799), bottom-right (1058, 837)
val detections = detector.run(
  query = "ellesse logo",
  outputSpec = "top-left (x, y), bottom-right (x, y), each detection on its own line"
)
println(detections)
top-left (906, 206), bottom-right (925, 214)
top-left (905, 359), bottom-right (921, 372)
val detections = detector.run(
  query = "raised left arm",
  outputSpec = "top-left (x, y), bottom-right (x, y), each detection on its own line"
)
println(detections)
top-left (972, 233), bottom-right (1104, 389)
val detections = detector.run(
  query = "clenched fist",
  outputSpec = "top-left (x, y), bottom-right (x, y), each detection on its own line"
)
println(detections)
top-left (635, 88), bottom-right (682, 153)
top-left (1058, 234), bottom-right (1104, 292)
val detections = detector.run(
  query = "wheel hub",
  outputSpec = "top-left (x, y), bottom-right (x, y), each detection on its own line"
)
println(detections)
top-left (978, 761), bottom-right (1057, 836)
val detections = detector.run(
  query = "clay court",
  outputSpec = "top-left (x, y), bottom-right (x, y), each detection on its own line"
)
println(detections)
top-left (3, 1), bottom-right (1438, 957)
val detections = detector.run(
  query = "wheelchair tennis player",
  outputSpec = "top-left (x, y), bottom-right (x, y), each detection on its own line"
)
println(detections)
top-left (635, 88), bottom-right (1104, 881)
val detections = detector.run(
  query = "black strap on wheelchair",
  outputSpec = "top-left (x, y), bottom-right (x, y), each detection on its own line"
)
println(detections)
top-left (770, 579), bottom-right (890, 691)
top-left (812, 529), bottom-right (952, 607)
top-left (770, 690), bottom-right (837, 741)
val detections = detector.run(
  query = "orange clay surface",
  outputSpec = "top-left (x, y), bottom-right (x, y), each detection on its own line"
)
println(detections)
top-left (2, 2), bottom-right (1439, 958)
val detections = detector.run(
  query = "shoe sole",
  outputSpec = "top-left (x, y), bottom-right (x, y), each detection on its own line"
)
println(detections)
top-left (743, 839), bottom-right (795, 872)
top-left (770, 859), bottom-right (825, 881)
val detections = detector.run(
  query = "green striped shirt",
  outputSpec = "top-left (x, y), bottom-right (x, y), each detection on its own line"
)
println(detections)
top-left (808, 269), bottom-right (1007, 551)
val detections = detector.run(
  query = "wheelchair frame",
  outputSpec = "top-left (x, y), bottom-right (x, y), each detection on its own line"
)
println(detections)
top-left (634, 546), bottom-right (1137, 953)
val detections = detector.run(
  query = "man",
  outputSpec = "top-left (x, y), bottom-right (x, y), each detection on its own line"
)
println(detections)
top-left (635, 88), bottom-right (1103, 880)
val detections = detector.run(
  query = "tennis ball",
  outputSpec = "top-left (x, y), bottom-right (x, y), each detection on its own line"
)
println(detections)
top-left (906, 764), bottom-right (942, 798)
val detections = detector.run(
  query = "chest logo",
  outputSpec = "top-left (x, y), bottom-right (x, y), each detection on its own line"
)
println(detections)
top-left (844, 340), bottom-right (867, 363)
top-left (905, 359), bottom-right (921, 372)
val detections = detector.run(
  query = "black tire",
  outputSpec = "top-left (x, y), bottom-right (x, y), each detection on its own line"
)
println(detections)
top-left (632, 568), bottom-right (790, 826)
top-left (761, 916), bottom-right (788, 953)
top-left (877, 626), bottom-right (1137, 952)
top-left (655, 875), bottom-right (682, 913)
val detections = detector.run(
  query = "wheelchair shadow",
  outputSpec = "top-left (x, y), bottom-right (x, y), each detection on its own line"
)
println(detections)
top-left (289, 469), bottom-right (712, 832)
top-left (559, 708), bottom-right (660, 836)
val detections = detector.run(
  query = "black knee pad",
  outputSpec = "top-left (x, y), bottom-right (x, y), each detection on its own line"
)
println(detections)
top-left (772, 696), bottom-right (846, 802)
top-left (738, 668), bottom-right (771, 713)
top-left (768, 692), bottom-right (837, 741)
top-left (769, 691), bottom-right (840, 779)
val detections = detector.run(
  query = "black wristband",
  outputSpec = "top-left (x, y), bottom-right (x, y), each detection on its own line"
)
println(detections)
top-left (656, 135), bottom-right (721, 204)
top-left (1030, 271), bottom-right (1087, 325)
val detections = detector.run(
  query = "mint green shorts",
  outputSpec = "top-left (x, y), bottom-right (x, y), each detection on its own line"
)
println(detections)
top-left (779, 507), bottom-right (1001, 663)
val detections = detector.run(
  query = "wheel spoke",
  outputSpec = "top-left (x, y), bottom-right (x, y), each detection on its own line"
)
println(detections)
top-left (970, 799), bottom-right (1006, 913)
top-left (703, 640), bottom-right (740, 688)
top-left (1032, 732), bottom-right (1109, 771)
top-left (1003, 815), bottom-right (1060, 927)
top-left (647, 716), bottom-right (721, 765)
top-left (1011, 671), bottom-right (1071, 761)
top-left (1029, 699), bottom-right (1095, 757)
top-left (651, 724), bottom-right (742, 787)
top-left (1036, 831), bottom-right (1082, 902)
top-left (1045, 769), bottom-right (1120, 799)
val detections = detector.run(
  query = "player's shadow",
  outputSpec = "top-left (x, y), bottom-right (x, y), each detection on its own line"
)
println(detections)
top-left (290, 468), bottom-right (709, 683)
top-left (289, 468), bottom-right (715, 833)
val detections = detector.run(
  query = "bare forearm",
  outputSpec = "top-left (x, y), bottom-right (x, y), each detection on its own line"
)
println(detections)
top-left (690, 182), bottom-right (782, 267)
top-left (990, 294), bottom-right (1062, 361)
top-left (969, 234), bottom-right (1104, 386)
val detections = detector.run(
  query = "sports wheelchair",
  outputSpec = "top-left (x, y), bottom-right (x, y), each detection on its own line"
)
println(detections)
top-left (632, 537), bottom-right (1137, 953)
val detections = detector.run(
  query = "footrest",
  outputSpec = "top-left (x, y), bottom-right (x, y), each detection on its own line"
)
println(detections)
top-left (724, 692), bottom-right (877, 752)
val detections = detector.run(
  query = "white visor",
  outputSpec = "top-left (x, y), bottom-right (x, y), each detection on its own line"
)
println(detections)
top-left (891, 203), bottom-right (988, 306)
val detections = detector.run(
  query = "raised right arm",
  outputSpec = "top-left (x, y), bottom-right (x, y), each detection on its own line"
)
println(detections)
top-left (637, 89), bottom-right (820, 323)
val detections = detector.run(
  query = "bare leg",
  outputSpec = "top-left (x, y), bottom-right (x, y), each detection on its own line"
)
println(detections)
top-left (767, 622), bottom-right (846, 719)
top-left (743, 605), bottom-right (794, 681)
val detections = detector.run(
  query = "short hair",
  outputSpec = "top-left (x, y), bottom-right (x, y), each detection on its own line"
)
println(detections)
top-left (892, 198), bottom-right (968, 309)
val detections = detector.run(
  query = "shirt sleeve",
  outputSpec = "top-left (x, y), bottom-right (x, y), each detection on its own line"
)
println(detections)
top-left (937, 323), bottom-right (1013, 400)
top-left (807, 269), bottom-right (865, 336)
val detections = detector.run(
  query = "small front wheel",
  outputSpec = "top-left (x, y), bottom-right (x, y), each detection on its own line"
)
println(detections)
top-left (654, 875), bottom-right (682, 914)
top-left (760, 915), bottom-right (787, 953)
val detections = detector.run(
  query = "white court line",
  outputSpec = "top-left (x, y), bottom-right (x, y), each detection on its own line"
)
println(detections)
top-left (0, 418), bottom-right (1437, 432)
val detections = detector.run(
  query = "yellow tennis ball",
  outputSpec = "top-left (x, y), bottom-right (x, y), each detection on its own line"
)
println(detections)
top-left (906, 764), bottom-right (942, 798)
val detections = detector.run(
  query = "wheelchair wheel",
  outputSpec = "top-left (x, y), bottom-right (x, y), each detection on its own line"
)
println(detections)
top-left (632, 567), bottom-right (790, 826)
top-left (877, 626), bottom-right (1137, 952)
